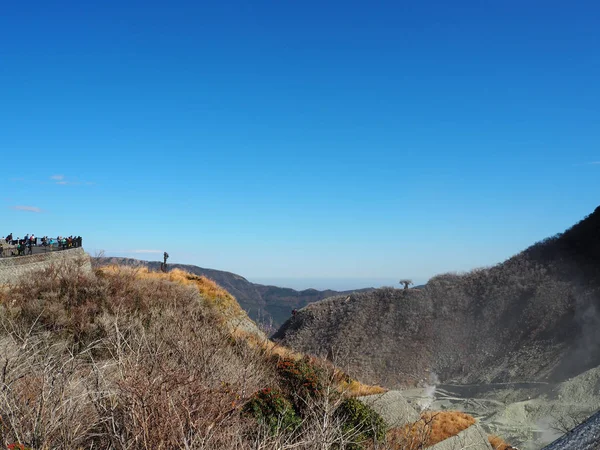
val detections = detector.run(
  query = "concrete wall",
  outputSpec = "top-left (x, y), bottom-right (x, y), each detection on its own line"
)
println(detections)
top-left (0, 248), bottom-right (92, 284)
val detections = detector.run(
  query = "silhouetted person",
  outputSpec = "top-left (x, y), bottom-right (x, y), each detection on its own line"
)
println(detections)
top-left (161, 252), bottom-right (169, 272)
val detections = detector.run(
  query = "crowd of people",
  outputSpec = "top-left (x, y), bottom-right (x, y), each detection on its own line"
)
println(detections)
top-left (0, 233), bottom-right (83, 257)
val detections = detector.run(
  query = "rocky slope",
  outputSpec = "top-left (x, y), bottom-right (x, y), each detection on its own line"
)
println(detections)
top-left (401, 364), bottom-right (600, 449)
top-left (542, 408), bottom-right (600, 450)
top-left (94, 257), bottom-right (372, 330)
top-left (274, 206), bottom-right (600, 388)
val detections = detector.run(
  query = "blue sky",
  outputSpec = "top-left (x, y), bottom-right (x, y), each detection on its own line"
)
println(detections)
top-left (1, 1), bottom-right (599, 290)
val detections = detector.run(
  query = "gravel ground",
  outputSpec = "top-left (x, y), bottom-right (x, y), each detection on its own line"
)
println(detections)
top-left (399, 366), bottom-right (600, 450)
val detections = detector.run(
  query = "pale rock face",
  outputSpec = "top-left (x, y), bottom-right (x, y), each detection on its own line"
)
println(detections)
top-left (357, 391), bottom-right (495, 450)
top-left (357, 390), bottom-right (420, 427)
top-left (427, 423), bottom-right (493, 450)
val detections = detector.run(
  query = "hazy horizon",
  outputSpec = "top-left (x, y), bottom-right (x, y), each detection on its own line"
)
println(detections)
top-left (98, 250), bottom-right (423, 290)
top-left (248, 277), bottom-right (417, 292)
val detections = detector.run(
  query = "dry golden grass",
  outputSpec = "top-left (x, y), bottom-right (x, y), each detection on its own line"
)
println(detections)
top-left (389, 411), bottom-right (476, 449)
top-left (99, 267), bottom-right (388, 402)
top-left (13, 262), bottom-right (386, 402)
top-left (489, 434), bottom-right (516, 450)
top-left (338, 378), bottom-right (386, 397)
top-left (423, 411), bottom-right (476, 445)
top-left (1, 261), bottom-right (274, 449)
top-left (98, 265), bottom-right (243, 316)
top-left (95, 265), bottom-right (385, 397)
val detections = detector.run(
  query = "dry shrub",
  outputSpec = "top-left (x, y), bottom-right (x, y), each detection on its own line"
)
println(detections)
top-left (0, 334), bottom-right (99, 449)
top-left (4, 262), bottom-right (198, 347)
top-left (0, 260), bottom-right (277, 449)
top-left (1, 260), bottom-right (394, 449)
top-left (234, 328), bottom-right (302, 359)
top-left (3, 262), bottom-right (251, 347)
top-left (98, 265), bottom-right (243, 317)
top-left (233, 328), bottom-right (386, 398)
top-left (339, 379), bottom-right (386, 397)
top-left (91, 314), bottom-right (270, 449)
top-left (489, 434), bottom-right (516, 450)
top-left (388, 411), bottom-right (476, 449)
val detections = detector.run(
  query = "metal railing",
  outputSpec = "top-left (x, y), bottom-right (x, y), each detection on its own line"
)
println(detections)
top-left (0, 237), bottom-right (83, 258)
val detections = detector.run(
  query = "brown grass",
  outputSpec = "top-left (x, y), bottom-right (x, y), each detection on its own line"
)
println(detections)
top-left (388, 411), bottom-right (476, 449)
top-left (98, 265), bottom-right (243, 316)
top-left (489, 434), bottom-right (516, 450)
top-left (100, 265), bottom-right (388, 398)
top-left (338, 378), bottom-right (387, 397)
top-left (1, 260), bottom-right (398, 449)
top-left (0, 261), bottom-right (277, 449)
top-left (99, 265), bottom-right (386, 397)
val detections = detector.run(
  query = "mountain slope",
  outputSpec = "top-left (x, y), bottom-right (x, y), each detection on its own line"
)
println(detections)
top-left (94, 257), bottom-right (372, 329)
top-left (542, 408), bottom-right (600, 450)
top-left (274, 206), bottom-right (600, 387)
top-left (0, 257), bottom-right (395, 449)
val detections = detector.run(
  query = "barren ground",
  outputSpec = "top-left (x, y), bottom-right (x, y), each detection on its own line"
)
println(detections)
top-left (400, 365), bottom-right (600, 449)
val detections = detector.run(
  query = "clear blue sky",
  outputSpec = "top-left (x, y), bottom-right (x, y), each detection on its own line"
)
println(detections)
top-left (1, 1), bottom-right (599, 290)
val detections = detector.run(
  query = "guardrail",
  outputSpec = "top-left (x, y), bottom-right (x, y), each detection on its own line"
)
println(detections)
top-left (0, 237), bottom-right (83, 258)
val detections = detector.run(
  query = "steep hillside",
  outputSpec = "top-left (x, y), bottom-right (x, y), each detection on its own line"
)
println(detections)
top-left (274, 206), bottom-right (600, 387)
top-left (542, 409), bottom-right (600, 450)
top-left (0, 260), bottom-right (395, 449)
top-left (95, 257), bottom-right (371, 329)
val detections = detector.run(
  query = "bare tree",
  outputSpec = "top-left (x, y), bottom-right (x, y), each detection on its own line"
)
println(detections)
top-left (399, 279), bottom-right (413, 290)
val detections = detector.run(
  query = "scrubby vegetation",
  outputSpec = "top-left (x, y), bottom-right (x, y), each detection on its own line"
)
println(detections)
top-left (243, 388), bottom-right (301, 435)
top-left (336, 398), bottom-right (388, 448)
top-left (388, 411), bottom-right (475, 449)
top-left (0, 261), bottom-right (271, 448)
top-left (386, 411), bottom-right (516, 450)
top-left (0, 257), bottom-right (516, 449)
top-left (94, 255), bottom-right (359, 330)
top-left (276, 206), bottom-right (600, 386)
top-left (276, 356), bottom-right (324, 404)
top-left (0, 260), bottom-right (397, 449)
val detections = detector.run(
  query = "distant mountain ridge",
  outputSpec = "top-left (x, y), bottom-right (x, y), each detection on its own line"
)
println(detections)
top-left (93, 257), bottom-right (373, 330)
top-left (274, 206), bottom-right (600, 388)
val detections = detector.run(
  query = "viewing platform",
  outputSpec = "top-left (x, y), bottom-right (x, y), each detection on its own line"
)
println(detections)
top-left (0, 247), bottom-right (91, 284)
top-left (1, 237), bottom-right (82, 258)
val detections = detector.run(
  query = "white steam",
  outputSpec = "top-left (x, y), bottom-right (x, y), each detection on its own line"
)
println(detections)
top-left (418, 371), bottom-right (440, 411)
